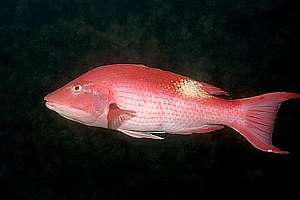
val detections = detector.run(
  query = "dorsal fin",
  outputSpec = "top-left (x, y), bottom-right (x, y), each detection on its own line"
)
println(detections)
top-left (199, 82), bottom-right (230, 96)
top-left (107, 103), bottom-right (136, 129)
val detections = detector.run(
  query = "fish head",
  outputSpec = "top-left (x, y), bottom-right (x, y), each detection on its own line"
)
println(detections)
top-left (44, 77), bottom-right (111, 127)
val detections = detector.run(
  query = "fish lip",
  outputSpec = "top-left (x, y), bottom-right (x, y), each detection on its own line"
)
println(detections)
top-left (45, 101), bottom-right (59, 110)
top-left (44, 101), bottom-right (76, 119)
top-left (44, 101), bottom-right (70, 111)
top-left (44, 94), bottom-right (51, 102)
top-left (44, 101), bottom-right (97, 124)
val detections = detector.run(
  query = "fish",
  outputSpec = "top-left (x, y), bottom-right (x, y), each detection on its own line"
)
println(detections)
top-left (44, 64), bottom-right (299, 154)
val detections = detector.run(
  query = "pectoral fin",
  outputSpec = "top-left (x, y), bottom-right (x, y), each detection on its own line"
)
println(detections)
top-left (107, 103), bottom-right (136, 129)
top-left (118, 129), bottom-right (164, 140)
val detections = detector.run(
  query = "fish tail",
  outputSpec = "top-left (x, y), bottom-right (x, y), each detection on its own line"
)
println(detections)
top-left (228, 92), bottom-right (299, 154)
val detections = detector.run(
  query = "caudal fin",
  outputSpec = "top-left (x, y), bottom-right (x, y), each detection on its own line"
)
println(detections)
top-left (229, 92), bottom-right (299, 154)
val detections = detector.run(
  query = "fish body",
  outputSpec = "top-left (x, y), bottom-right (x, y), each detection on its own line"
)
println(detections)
top-left (44, 64), bottom-right (299, 154)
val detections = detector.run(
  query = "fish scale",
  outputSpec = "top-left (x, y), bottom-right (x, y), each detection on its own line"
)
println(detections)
top-left (113, 84), bottom-right (228, 132)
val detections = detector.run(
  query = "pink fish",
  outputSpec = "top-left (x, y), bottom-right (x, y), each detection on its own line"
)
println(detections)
top-left (44, 64), bottom-right (299, 154)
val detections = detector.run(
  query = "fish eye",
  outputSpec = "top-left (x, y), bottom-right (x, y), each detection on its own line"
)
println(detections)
top-left (72, 84), bottom-right (82, 93)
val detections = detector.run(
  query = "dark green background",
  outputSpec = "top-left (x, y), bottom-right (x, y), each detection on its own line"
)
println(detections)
top-left (1, 0), bottom-right (300, 199)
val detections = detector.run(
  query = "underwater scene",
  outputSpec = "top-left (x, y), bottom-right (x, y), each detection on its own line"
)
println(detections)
top-left (1, 0), bottom-right (300, 199)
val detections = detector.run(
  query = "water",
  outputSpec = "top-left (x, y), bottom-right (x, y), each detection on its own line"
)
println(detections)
top-left (1, 0), bottom-right (299, 199)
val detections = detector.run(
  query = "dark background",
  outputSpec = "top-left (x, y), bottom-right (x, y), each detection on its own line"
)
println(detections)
top-left (1, 0), bottom-right (300, 199)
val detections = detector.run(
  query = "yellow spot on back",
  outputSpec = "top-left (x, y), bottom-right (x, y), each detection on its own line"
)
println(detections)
top-left (175, 79), bottom-right (210, 98)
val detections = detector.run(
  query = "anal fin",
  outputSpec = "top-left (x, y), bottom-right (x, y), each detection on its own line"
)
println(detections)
top-left (174, 125), bottom-right (224, 135)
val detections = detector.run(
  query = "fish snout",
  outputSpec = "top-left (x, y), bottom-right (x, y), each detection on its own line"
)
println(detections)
top-left (44, 92), bottom-right (58, 110)
top-left (44, 94), bottom-right (50, 102)
top-left (44, 93), bottom-right (55, 104)
top-left (44, 91), bottom-right (57, 103)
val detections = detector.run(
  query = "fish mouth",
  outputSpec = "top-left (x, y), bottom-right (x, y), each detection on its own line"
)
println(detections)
top-left (44, 101), bottom-right (97, 124)
top-left (45, 101), bottom-right (60, 110)
top-left (44, 101), bottom-right (72, 116)
top-left (44, 101), bottom-right (71, 113)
